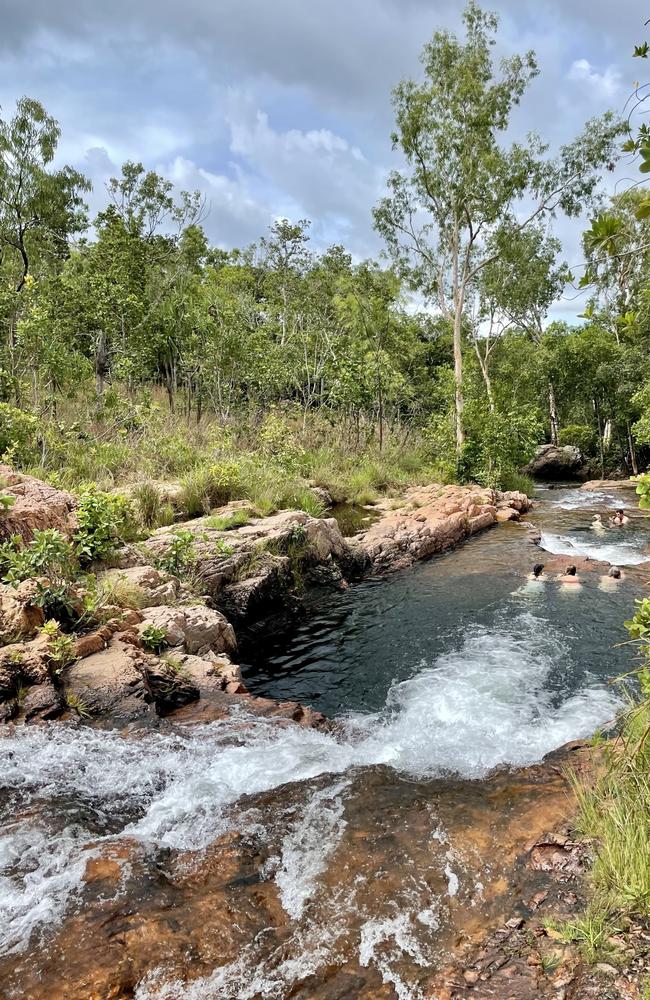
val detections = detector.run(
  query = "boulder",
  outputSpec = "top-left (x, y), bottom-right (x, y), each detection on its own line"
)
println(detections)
top-left (138, 604), bottom-right (237, 657)
top-left (0, 579), bottom-right (45, 643)
top-left (98, 565), bottom-right (179, 608)
top-left (63, 640), bottom-right (150, 719)
top-left (22, 681), bottom-right (64, 722)
top-left (143, 654), bottom-right (200, 713)
top-left (0, 464), bottom-right (78, 541)
top-left (523, 445), bottom-right (585, 481)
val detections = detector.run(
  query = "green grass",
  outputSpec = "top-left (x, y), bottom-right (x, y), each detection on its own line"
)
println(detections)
top-left (501, 470), bottom-right (536, 497)
top-left (205, 509), bottom-right (252, 531)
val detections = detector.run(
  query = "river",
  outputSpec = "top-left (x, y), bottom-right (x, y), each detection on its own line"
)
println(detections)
top-left (0, 484), bottom-right (647, 999)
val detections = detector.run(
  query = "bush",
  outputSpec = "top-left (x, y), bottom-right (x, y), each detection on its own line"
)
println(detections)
top-left (0, 403), bottom-right (39, 466)
top-left (180, 462), bottom-right (241, 516)
top-left (74, 487), bottom-right (134, 565)
top-left (558, 424), bottom-right (597, 455)
top-left (0, 529), bottom-right (77, 585)
top-left (155, 529), bottom-right (196, 577)
top-left (206, 509), bottom-right (252, 531)
top-left (501, 470), bottom-right (536, 497)
top-left (140, 623), bottom-right (167, 653)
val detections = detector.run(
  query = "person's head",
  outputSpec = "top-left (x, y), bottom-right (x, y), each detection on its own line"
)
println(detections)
top-left (565, 565), bottom-right (577, 576)
top-left (608, 566), bottom-right (621, 579)
top-left (532, 563), bottom-right (544, 578)
top-left (593, 514), bottom-right (602, 521)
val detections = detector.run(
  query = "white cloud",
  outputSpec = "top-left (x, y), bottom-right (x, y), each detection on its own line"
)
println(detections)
top-left (568, 58), bottom-right (623, 100)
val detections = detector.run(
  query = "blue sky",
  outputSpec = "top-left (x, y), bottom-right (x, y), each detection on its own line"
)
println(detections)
top-left (0, 0), bottom-right (643, 319)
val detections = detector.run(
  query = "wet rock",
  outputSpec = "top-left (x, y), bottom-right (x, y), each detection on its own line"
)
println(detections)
top-left (0, 464), bottom-right (78, 541)
top-left (216, 555), bottom-right (292, 625)
top-left (524, 444), bottom-right (585, 481)
top-left (63, 639), bottom-right (150, 719)
top-left (22, 680), bottom-right (64, 721)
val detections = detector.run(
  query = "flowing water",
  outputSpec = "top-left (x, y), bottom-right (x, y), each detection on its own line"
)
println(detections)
top-left (0, 484), bottom-right (647, 999)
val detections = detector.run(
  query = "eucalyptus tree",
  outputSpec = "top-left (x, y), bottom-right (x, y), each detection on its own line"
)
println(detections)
top-left (374, 0), bottom-right (622, 454)
top-left (0, 97), bottom-right (90, 399)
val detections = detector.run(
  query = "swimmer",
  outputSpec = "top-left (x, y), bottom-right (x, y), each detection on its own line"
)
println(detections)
top-left (558, 564), bottom-right (582, 587)
top-left (609, 508), bottom-right (629, 526)
top-left (599, 565), bottom-right (624, 591)
top-left (592, 514), bottom-right (605, 532)
top-left (529, 563), bottom-right (545, 580)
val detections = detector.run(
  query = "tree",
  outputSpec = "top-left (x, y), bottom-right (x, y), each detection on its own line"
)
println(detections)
top-left (0, 97), bottom-right (90, 398)
top-left (374, 1), bottom-right (622, 455)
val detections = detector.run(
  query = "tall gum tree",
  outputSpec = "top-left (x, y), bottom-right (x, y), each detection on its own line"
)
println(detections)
top-left (373, 0), bottom-right (623, 456)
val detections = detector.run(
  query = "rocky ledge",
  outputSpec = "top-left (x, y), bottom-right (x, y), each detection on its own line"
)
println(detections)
top-left (0, 473), bottom-right (529, 727)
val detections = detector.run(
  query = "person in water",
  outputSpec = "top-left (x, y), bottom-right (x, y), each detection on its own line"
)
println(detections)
top-left (592, 514), bottom-right (605, 532)
top-left (558, 564), bottom-right (582, 587)
top-left (609, 508), bottom-right (629, 526)
top-left (599, 565), bottom-right (624, 590)
top-left (529, 563), bottom-right (545, 580)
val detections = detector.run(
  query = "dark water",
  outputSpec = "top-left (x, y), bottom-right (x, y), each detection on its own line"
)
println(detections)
top-left (243, 485), bottom-right (648, 716)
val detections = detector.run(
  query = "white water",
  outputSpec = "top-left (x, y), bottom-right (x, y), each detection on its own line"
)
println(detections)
top-left (0, 610), bottom-right (621, 963)
top-left (540, 529), bottom-right (650, 566)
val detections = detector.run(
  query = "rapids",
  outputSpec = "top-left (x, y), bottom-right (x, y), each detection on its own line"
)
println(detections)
top-left (0, 483), bottom-right (647, 999)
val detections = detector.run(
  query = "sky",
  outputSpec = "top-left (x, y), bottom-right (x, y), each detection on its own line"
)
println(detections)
top-left (0, 0), bottom-right (645, 320)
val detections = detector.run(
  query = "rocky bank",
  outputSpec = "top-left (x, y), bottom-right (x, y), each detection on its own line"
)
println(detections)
top-left (0, 468), bottom-right (529, 727)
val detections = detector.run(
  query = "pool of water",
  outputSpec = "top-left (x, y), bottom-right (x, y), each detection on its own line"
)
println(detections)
top-left (242, 485), bottom-right (647, 718)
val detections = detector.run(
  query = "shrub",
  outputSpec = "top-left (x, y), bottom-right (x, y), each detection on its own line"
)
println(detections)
top-left (155, 529), bottom-right (196, 577)
top-left (140, 623), bottom-right (167, 653)
top-left (74, 487), bottom-right (134, 564)
top-left (0, 493), bottom-right (16, 513)
top-left (132, 482), bottom-right (163, 529)
top-left (0, 529), bottom-right (77, 585)
top-left (501, 470), bottom-right (536, 497)
top-left (40, 620), bottom-right (77, 673)
top-left (288, 487), bottom-right (326, 518)
top-left (205, 508), bottom-right (252, 531)
top-left (558, 424), bottom-right (597, 455)
top-left (180, 462), bottom-right (241, 516)
top-left (0, 403), bottom-right (39, 466)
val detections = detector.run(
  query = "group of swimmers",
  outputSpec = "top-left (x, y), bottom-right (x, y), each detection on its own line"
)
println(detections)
top-left (528, 562), bottom-right (623, 590)
top-left (592, 508), bottom-right (630, 530)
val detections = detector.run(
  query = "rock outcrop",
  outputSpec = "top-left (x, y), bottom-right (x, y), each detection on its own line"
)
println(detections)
top-left (357, 484), bottom-right (530, 572)
top-left (524, 444), bottom-right (585, 481)
top-left (0, 464), bottom-right (78, 541)
top-left (138, 604), bottom-right (237, 657)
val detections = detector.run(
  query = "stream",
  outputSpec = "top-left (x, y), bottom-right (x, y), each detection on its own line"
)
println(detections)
top-left (0, 484), bottom-right (647, 999)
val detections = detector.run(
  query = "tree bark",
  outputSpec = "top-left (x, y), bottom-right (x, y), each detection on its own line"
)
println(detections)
top-left (548, 381), bottom-right (559, 446)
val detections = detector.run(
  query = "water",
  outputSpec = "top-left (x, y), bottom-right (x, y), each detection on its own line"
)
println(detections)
top-left (0, 483), bottom-right (647, 998)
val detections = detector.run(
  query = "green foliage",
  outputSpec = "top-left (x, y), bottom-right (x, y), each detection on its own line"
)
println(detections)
top-left (634, 474), bottom-right (650, 511)
top-left (132, 482), bottom-right (165, 529)
top-left (205, 508), bottom-right (252, 531)
top-left (155, 529), bottom-right (196, 577)
top-left (40, 619), bottom-right (77, 673)
top-left (140, 623), bottom-right (167, 653)
top-left (500, 470), bottom-right (535, 498)
top-left (74, 487), bottom-right (133, 564)
top-left (180, 462), bottom-right (241, 516)
top-left (0, 492), bottom-right (16, 512)
top-left (0, 529), bottom-right (76, 585)
top-left (0, 404), bottom-right (39, 465)
top-left (558, 424), bottom-right (597, 455)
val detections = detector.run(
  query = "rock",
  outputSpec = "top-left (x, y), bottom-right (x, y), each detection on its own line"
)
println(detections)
top-left (496, 507), bottom-right (520, 522)
top-left (138, 605), bottom-right (237, 657)
top-left (216, 556), bottom-right (292, 625)
top-left (0, 464), bottom-right (78, 541)
top-left (22, 681), bottom-right (64, 722)
top-left (0, 633), bottom-right (50, 700)
top-left (523, 445), bottom-right (585, 481)
top-left (309, 486), bottom-right (333, 508)
top-left (164, 652), bottom-right (243, 694)
top-left (143, 654), bottom-right (200, 713)
top-left (99, 565), bottom-right (179, 608)
top-left (0, 579), bottom-right (45, 642)
top-left (63, 640), bottom-right (150, 719)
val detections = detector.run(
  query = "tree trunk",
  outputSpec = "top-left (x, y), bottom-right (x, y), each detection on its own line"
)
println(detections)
top-left (548, 381), bottom-right (559, 446)
top-left (453, 300), bottom-right (465, 451)
top-left (473, 341), bottom-right (495, 411)
top-left (594, 398), bottom-right (605, 479)
top-left (627, 421), bottom-right (639, 476)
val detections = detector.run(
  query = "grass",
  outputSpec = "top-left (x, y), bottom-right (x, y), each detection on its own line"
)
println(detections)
top-left (205, 509), bottom-right (253, 531)
top-left (501, 470), bottom-right (536, 497)
top-left (98, 575), bottom-right (147, 610)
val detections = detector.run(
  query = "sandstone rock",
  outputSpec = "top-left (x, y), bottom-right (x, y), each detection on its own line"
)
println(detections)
top-left (165, 651), bottom-right (243, 693)
top-left (216, 556), bottom-right (291, 625)
top-left (22, 681), bottom-right (64, 722)
top-left (138, 605), bottom-right (237, 657)
top-left (496, 507), bottom-right (520, 522)
top-left (99, 565), bottom-right (179, 608)
top-left (143, 654), bottom-right (200, 713)
top-left (0, 464), bottom-right (78, 541)
top-left (63, 640), bottom-right (149, 719)
top-left (524, 445), bottom-right (585, 481)
top-left (0, 579), bottom-right (45, 642)
top-left (0, 633), bottom-right (50, 700)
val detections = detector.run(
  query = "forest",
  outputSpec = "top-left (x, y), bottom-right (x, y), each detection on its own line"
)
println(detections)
top-left (0, 3), bottom-right (647, 522)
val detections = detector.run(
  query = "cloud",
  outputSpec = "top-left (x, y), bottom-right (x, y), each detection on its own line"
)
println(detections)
top-left (568, 58), bottom-right (623, 100)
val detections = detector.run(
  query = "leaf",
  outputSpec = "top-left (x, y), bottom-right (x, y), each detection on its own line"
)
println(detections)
top-left (639, 160), bottom-right (650, 173)
top-left (634, 42), bottom-right (649, 58)
top-left (636, 199), bottom-right (650, 219)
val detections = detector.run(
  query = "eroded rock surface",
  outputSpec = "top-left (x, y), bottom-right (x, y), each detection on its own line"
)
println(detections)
top-left (524, 444), bottom-right (585, 481)
top-left (0, 464), bottom-right (78, 541)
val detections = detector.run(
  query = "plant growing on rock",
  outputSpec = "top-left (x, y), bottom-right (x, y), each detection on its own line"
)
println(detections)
top-left (0, 492), bottom-right (16, 513)
top-left (0, 529), bottom-right (77, 585)
top-left (40, 620), bottom-right (77, 674)
top-left (140, 623), bottom-right (167, 653)
top-left (65, 692), bottom-right (91, 718)
top-left (155, 529), bottom-right (196, 577)
top-left (74, 486), bottom-right (134, 565)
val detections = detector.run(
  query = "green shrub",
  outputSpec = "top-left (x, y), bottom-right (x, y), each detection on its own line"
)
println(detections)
top-left (0, 492), bottom-right (16, 513)
top-left (501, 470), bottom-right (536, 497)
top-left (155, 529), bottom-right (196, 577)
top-left (0, 529), bottom-right (77, 585)
top-left (40, 620), bottom-right (77, 673)
top-left (0, 403), bottom-right (39, 466)
top-left (558, 424), bottom-right (597, 455)
top-left (132, 482), bottom-right (163, 529)
top-left (288, 487), bottom-right (326, 517)
top-left (74, 487), bottom-right (134, 565)
top-left (206, 509), bottom-right (252, 531)
top-left (140, 623), bottom-right (167, 653)
top-left (180, 462), bottom-right (241, 516)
